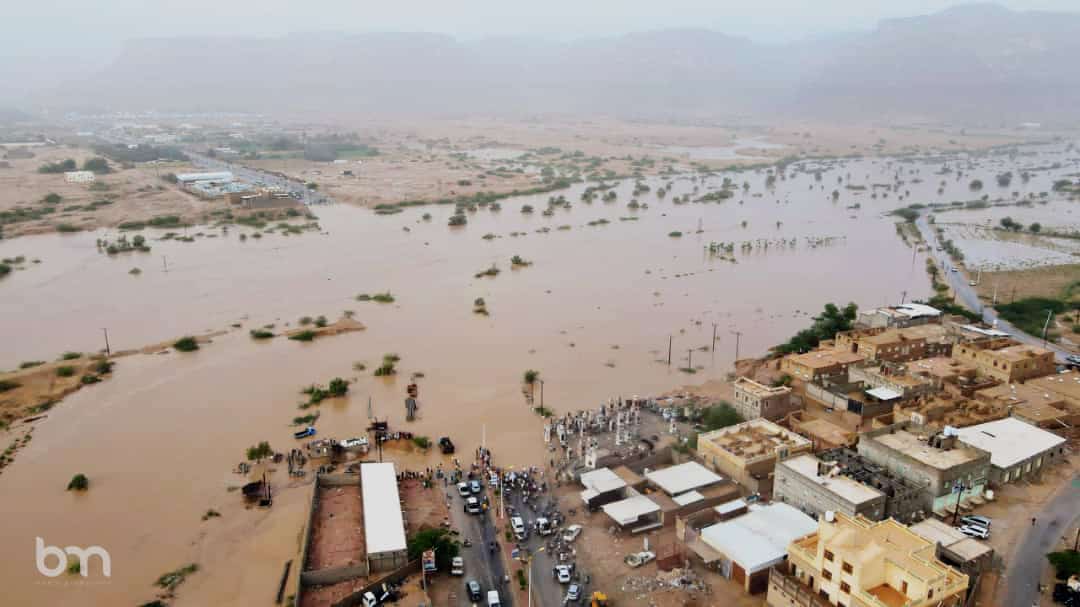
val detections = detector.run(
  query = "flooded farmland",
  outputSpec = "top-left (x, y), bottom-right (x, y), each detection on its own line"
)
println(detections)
top-left (1, 142), bottom-right (1078, 606)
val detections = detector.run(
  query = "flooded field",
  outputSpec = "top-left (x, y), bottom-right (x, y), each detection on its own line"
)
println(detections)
top-left (658, 136), bottom-right (790, 160)
top-left (1, 142), bottom-right (1077, 606)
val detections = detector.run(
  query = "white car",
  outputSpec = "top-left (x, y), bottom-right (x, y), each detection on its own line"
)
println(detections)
top-left (961, 515), bottom-right (991, 529)
top-left (566, 583), bottom-right (581, 602)
top-left (451, 556), bottom-right (464, 576)
top-left (489, 471), bottom-right (499, 487)
top-left (561, 524), bottom-right (583, 543)
top-left (554, 564), bottom-right (573, 584)
top-left (457, 482), bottom-right (471, 498)
top-left (958, 525), bottom-right (989, 539)
top-left (465, 497), bottom-right (481, 514)
top-left (511, 516), bottom-right (527, 540)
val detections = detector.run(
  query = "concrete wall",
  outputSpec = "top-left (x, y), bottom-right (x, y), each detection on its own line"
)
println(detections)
top-left (988, 444), bottom-right (1067, 486)
top-left (332, 560), bottom-right (421, 607)
top-left (774, 462), bottom-right (887, 521)
top-left (301, 563), bottom-right (371, 587)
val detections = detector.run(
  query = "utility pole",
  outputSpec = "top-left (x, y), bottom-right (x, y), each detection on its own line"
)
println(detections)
top-left (162, 256), bottom-right (168, 273)
top-left (667, 335), bottom-right (672, 366)
top-left (102, 328), bottom-right (111, 356)
top-left (1042, 310), bottom-right (1054, 346)
top-left (687, 349), bottom-right (693, 371)
top-left (900, 290), bottom-right (907, 305)
top-left (712, 323), bottom-right (718, 352)
top-left (539, 380), bottom-right (544, 409)
top-left (732, 330), bottom-right (742, 363)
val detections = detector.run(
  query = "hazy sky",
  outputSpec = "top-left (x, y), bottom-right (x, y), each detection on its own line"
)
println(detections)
top-left (5, 0), bottom-right (1080, 56)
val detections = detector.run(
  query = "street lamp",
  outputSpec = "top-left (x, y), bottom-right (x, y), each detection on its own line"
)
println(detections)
top-left (1041, 309), bottom-right (1053, 346)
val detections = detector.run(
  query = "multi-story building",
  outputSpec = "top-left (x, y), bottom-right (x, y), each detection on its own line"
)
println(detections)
top-left (857, 423), bottom-right (990, 515)
top-left (775, 513), bottom-right (969, 607)
top-left (775, 450), bottom-right (924, 524)
top-left (951, 339), bottom-right (1056, 382)
top-left (1024, 370), bottom-right (1080, 410)
top-left (782, 349), bottom-right (866, 383)
top-left (697, 419), bottom-right (813, 498)
top-left (905, 357), bottom-right (977, 389)
top-left (848, 364), bottom-right (936, 400)
top-left (733, 377), bottom-right (797, 421)
top-left (834, 325), bottom-right (953, 364)
top-left (856, 304), bottom-right (942, 329)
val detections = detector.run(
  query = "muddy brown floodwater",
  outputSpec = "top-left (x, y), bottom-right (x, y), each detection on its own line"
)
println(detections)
top-left (2, 144), bottom-right (1076, 605)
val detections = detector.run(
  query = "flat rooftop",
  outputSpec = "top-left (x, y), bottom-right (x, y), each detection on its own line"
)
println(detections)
top-left (988, 344), bottom-right (1053, 362)
top-left (908, 356), bottom-right (976, 379)
top-left (700, 503), bottom-right (817, 573)
top-left (796, 418), bottom-right (856, 446)
top-left (872, 429), bottom-right (986, 469)
top-left (786, 348), bottom-right (865, 369)
top-left (580, 467), bottom-right (627, 494)
top-left (360, 463), bottom-right (406, 555)
top-left (602, 494), bottom-right (660, 526)
top-left (699, 418), bottom-right (812, 462)
top-left (956, 417), bottom-right (1066, 468)
top-left (909, 518), bottom-right (993, 562)
top-left (1026, 371), bottom-right (1080, 405)
top-left (734, 376), bottom-right (791, 398)
top-left (780, 454), bottom-right (884, 505)
top-left (645, 461), bottom-right (723, 496)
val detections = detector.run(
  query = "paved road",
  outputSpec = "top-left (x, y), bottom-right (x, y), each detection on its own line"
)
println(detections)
top-left (915, 215), bottom-right (1071, 362)
top-left (186, 151), bottom-right (333, 205)
top-left (505, 485), bottom-right (585, 607)
top-left (1003, 474), bottom-right (1080, 607)
top-left (447, 481), bottom-right (514, 607)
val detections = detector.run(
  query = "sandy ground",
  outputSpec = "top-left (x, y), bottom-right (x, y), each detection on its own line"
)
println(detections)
top-left (0, 146), bottom-right (221, 237)
top-left (976, 264), bottom-right (1080, 303)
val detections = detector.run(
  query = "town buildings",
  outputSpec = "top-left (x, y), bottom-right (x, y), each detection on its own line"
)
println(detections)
top-left (834, 324), bottom-right (953, 364)
top-left (64, 170), bottom-right (95, 183)
top-left (732, 376), bottom-right (797, 421)
top-left (857, 423), bottom-right (989, 515)
top-left (856, 304), bottom-right (942, 329)
top-left (782, 349), bottom-right (866, 383)
top-left (954, 417), bottom-right (1067, 486)
top-left (697, 419), bottom-right (813, 498)
top-left (951, 339), bottom-right (1056, 382)
top-left (776, 513), bottom-right (968, 607)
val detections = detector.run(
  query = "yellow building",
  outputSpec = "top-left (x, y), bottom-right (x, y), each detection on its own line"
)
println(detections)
top-left (951, 339), bottom-right (1055, 383)
top-left (696, 419), bottom-right (813, 498)
top-left (834, 325), bottom-right (952, 363)
top-left (781, 349), bottom-right (866, 383)
top-left (778, 513), bottom-right (968, 607)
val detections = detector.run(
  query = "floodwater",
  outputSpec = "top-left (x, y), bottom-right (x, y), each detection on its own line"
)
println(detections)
top-left (1, 142), bottom-right (1077, 606)
top-left (660, 136), bottom-right (790, 161)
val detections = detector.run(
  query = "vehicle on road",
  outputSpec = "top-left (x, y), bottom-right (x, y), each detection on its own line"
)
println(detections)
top-left (458, 482), bottom-right (471, 497)
top-left (466, 580), bottom-right (482, 602)
top-left (487, 590), bottom-right (502, 607)
top-left (968, 280), bottom-right (977, 286)
top-left (451, 556), bottom-right (464, 576)
top-left (566, 583), bottom-right (581, 602)
top-left (950, 267), bottom-right (958, 272)
top-left (958, 525), bottom-right (989, 539)
top-left (489, 471), bottom-right (499, 487)
top-left (1067, 355), bottom-right (1080, 367)
top-left (470, 479), bottom-right (483, 494)
top-left (465, 497), bottom-right (481, 514)
top-left (624, 551), bottom-right (656, 568)
top-left (536, 517), bottom-right (553, 536)
top-left (554, 564), bottom-right (574, 583)
top-left (511, 516), bottom-right (528, 540)
top-left (293, 426), bottom-right (316, 439)
top-left (562, 524), bottom-right (583, 543)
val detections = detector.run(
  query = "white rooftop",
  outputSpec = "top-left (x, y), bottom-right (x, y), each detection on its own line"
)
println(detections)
top-left (580, 467), bottom-right (627, 494)
top-left (959, 324), bottom-right (1010, 337)
top-left (895, 303), bottom-right (942, 318)
top-left (361, 463), bottom-right (407, 555)
top-left (866, 386), bottom-right (903, 401)
top-left (701, 503), bottom-right (817, 573)
top-left (602, 494), bottom-right (660, 526)
top-left (645, 461), bottom-right (722, 496)
top-left (956, 417), bottom-right (1066, 469)
top-left (176, 171), bottom-right (233, 183)
top-left (780, 455), bottom-right (884, 505)
top-left (672, 490), bottom-right (704, 507)
top-left (714, 498), bottom-right (747, 516)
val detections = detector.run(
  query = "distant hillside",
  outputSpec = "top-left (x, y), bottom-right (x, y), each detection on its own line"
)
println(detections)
top-left (42, 4), bottom-right (1080, 123)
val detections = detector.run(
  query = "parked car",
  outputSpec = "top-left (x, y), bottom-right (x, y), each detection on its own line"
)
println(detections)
top-left (554, 564), bottom-right (573, 584)
top-left (958, 525), bottom-right (990, 539)
top-left (451, 556), bottom-right (464, 576)
top-left (457, 482), bottom-right (471, 498)
top-left (466, 580), bottom-right (482, 602)
top-left (536, 517), bottom-right (553, 536)
top-left (489, 471), bottom-right (499, 487)
top-left (562, 524), bottom-right (583, 543)
top-left (961, 515), bottom-right (991, 529)
top-left (465, 497), bottom-right (481, 514)
top-left (470, 479), bottom-right (482, 494)
top-left (624, 551), bottom-right (656, 568)
top-left (486, 590), bottom-right (501, 607)
top-left (566, 583), bottom-right (581, 602)
top-left (293, 426), bottom-right (316, 439)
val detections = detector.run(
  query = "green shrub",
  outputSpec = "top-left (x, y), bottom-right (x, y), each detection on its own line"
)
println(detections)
top-left (94, 360), bottom-right (114, 374)
top-left (249, 329), bottom-right (274, 339)
top-left (67, 473), bottom-right (89, 491)
top-left (61, 351), bottom-right (82, 360)
top-left (372, 292), bottom-right (395, 303)
top-left (173, 337), bottom-right (200, 352)
top-left (523, 369), bottom-right (540, 384)
top-left (412, 436), bottom-right (431, 450)
top-left (56, 366), bottom-right (76, 377)
top-left (289, 330), bottom-right (316, 342)
top-left (43, 193), bottom-right (62, 204)
top-left (0, 380), bottom-right (20, 392)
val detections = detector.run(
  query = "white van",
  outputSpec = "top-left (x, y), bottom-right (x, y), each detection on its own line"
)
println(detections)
top-left (511, 516), bottom-right (527, 540)
top-left (487, 589), bottom-right (501, 607)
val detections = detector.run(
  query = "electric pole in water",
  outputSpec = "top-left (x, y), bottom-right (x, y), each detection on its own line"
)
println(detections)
top-left (732, 330), bottom-right (742, 363)
top-left (162, 256), bottom-right (168, 273)
top-left (102, 328), bottom-right (111, 356)
top-left (712, 323), bottom-right (718, 352)
top-left (667, 335), bottom-right (672, 366)
top-left (687, 349), bottom-right (693, 371)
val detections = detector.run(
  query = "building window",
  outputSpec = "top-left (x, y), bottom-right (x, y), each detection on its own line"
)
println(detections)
top-left (928, 589), bottom-right (934, 600)
top-left (902, 580), bottom-right (908, 594)
top-left (824, 549), bottom-right (834, 562)
top-left (823, 569), bottom-right (833, 581)
top-left (842, 562), bottom-right (853, 574)
top-left (840, 582), bottom-right (851, 594)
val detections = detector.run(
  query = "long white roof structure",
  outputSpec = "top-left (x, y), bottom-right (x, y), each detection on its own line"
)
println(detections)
top-left (361, 463), bottom-right (407, 555)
